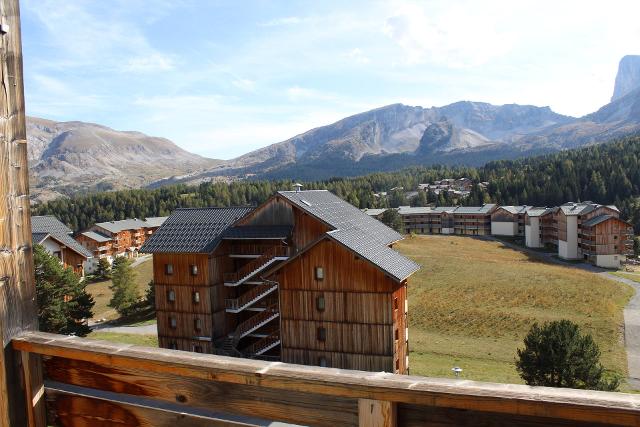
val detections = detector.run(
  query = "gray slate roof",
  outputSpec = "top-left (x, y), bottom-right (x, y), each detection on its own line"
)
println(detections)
top-left (31, 216), bottom-right (92, 258)
top-left (31, 215), bottom-right (72, 235)
top-left (81, 231), bottom-right (112, 243)
top-left (454, 204), bottom-right (497, 215)
top-left (526, 207), bottom-right (552, 217)
top-left (496, 205), bottom-right (531, 215)
top-left (95, 218), bottom-right (150, 233)
top-left (140, 207), bottom-right (253, 254)
top-left (144, 216), bottom-right (169, 228)
top-left (278, 190), bottom-right (419, 282)
top-left (223, 225), bottom-right (293, 240)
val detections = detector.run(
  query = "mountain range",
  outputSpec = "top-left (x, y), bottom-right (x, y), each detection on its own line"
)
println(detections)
top-left (28, 55), bottom-right (640, 200)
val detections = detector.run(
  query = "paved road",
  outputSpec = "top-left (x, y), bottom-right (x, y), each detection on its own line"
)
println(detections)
top-left (599, 272), bottom-right (640, 390)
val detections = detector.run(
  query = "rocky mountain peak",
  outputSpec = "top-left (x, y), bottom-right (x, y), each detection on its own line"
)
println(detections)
top-left (612, 55), bottom-right (640, 102)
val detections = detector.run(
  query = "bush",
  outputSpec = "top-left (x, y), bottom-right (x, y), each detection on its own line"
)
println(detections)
top-left (516, 320), bottom-right (619, 391)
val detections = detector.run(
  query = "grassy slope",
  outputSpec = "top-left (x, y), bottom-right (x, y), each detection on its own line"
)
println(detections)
top-left (88, 332), bottom-right (158, 347)
top-left (396, 235), bottom-right (633, 385)
top-left (85, 257), bottom-right (154, 321)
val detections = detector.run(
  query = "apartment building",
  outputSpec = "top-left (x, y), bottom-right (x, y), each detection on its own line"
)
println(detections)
top-left (77, 217), bottom-right (168, 266)
top-left (31, 216), bottom-right (93, 276)
top-left (141, 190), bottom-right (419, 374)
top-left (491, 205), bottom-right (531, 237)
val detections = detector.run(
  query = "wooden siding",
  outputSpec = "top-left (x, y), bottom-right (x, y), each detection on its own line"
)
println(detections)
top-left (292, 206), bottom-right (330, 249)
top-left (282, 348), bottom-right (393, 372)
top-left (152, 253), bottom-right (210, 286)
top-left (275, 238), bottom-right (404, 373)
top-left (392, 284), bottom-right (408, 374)
top-left (236, 196), bottom-right (294, 227)
top-left (279, 290), bottom-right (394, 324)
top-left (154, 285), bottom-right (211, 314)
top-left (157, 311), bottom-right (212, 339)
top-left (280, 319), bottom-right (394, 355)
top-left (157, 336), bottom-right (213, 354)
top-left (273, 239), bottom-right (398, 293)
top-left (61, 248), bottom-right (86, 276)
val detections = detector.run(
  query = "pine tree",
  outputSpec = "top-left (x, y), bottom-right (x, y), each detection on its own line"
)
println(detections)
top-left (380, 209), bottom-right (404, 233)
top-left (109, 257), bottom-right (139, 316)
top-left (33, 245), bottom-right (95, 336)
top-left (516, 320), bottom-right (619, 391)
top-left (95, 258), bottom-right (111, 280)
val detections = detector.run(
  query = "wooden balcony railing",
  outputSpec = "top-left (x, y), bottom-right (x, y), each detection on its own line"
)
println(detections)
top-left (225, 283), bottom-right (278, 312)
top-left (241, 330), bottom-right (280, 356)
top-left (234, 304), bottom-right (279, 339)
top-left (10, 331), bottom-right (640, 426)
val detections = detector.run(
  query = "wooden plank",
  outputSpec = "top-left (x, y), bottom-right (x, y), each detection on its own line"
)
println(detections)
top-left (12, 332), bottom-right (640, 426)
top-left (20, 351), bottom-right (46, 427)
top-left (358, 399), bottom-right (396, 427)
top-left (45, 386), bottom-right (259, 427)
top-left (0, 0), bottom-right (42, 425)
top-left (43, 356), bottom-right (358, 426)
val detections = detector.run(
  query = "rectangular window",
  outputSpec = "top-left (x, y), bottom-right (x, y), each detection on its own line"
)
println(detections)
top-left (169, 341), bottom-right (177, 350)
top-left (319, 357), bottom-right (328, 367)
top-left (167, 290), bottom-right (175, 302)
top-left (165, 264), bottom-right (173, 275)
top-left (317, 327), bottom-right (327, 342)
top-left (316, 295), bottom-right (325, 312)
top-left (190, 264), bottom-right (198, 276)
top-left (169, 316), bottom-right (177, 329)
top-left (315, 266), bottom-right (324, 280)
top-left (192, 345), bottom-right (203, 353)
top-left (194, 318), bottom-right (202, 331)
top-left (193, 291), bottom-right (200, 304)
top-left (394, 297), bottom-right (399, 311)
top-left (395, 329), bottom-right (399, 341)
top-left (396, 359), bottom-right (400, 371)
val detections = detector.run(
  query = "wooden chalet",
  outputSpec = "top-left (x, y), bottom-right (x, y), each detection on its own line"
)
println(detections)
top-left (77, 216), bottom-right (167, 265)
top-left (31, 216), bottom-right (92, 276)
top-left (3, 2), bottom-right (640, 425)
top-left (142, 190), bottom-right (419, 374)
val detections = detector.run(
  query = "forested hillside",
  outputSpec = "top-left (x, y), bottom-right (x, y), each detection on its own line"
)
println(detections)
top-left (33, 135), bottom-right (640, 232)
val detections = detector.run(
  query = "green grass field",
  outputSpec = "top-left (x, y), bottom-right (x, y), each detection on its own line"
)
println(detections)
top-left (85, 256), bottom-right (154, 322)
top-left (88, 331), bottom-right (158, 347)
top-left (396, 235), bottom-right (633, 386)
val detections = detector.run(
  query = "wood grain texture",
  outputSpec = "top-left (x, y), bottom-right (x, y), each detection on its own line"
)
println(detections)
top-left (44, 356), bottom-right (358, 426)
top-left (359, 399), bottom-right (397, 427)
top-left (12, 332), bottom-right (640, 426)
top-left (45, 387), bottom-right (257, 427)
top-left (0, 0), bottom-right (41, 425)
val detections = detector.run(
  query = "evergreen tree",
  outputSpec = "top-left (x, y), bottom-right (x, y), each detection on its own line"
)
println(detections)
top-left (516, 320), bottom-right (619, 391)
top-left (33, 245), bottom-right (94, 336)
top-left (109, 257), bottom-right (139, 316)
top-left (380, 209), bottom-right (404, 233)
top-left (95, 258), bottom-right (111, 280)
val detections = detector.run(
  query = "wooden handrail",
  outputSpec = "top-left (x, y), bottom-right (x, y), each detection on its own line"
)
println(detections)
top-left (225, 283), bottom-right (277, 311)
top-left (11, 331), bottom-right (640, 426)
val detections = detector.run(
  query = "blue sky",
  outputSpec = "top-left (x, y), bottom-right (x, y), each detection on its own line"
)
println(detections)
top-left (21, 0), bottom-right (640, 160)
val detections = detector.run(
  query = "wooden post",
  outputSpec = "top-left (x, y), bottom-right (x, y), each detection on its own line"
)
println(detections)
top-left (0, 0), bottom-right (44, 425)
top-left (358, 399), bottom-right (397, 427)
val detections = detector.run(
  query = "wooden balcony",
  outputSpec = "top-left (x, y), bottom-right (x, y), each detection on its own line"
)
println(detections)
top-left (9, 331), bottom-right (640, 426)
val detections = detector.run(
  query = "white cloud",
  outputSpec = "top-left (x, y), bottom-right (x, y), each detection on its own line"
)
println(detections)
top-left (344, 48), bottom-right (371, 64)
top-left (231, 77), bottom-right (256, 92)
top-left (124, 53), bottom-right (175, 73)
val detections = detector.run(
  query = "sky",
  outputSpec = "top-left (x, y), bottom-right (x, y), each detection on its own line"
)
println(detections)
top-left (21, 0), bottom-right (640, 160)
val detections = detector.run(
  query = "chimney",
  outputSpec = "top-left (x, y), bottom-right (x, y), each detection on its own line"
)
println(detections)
top-left (293, 183), bottom-right (303, 193)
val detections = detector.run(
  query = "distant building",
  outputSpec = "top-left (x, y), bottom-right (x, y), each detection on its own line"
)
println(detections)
top-left (142, 190), bottom-right (419, 374)
top-left (490, 206), bottom-right (531, 237)
top-left (524, 202), bottom-right (633, 268)
top-left (77, 217), bottom-right (168, 267)
top-left (31, 216), bottom-right (93, 276)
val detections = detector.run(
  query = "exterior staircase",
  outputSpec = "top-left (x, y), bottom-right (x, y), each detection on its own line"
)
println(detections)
top-left (241, 331), bottom-right (281, 357)
top-left (223, 246), bottom-right (289, 286)
top-left (234, 304), bottom-right (279, 340)
top-left (225, 282), bottom-right (278, 313)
